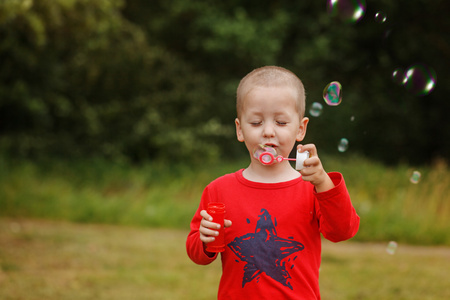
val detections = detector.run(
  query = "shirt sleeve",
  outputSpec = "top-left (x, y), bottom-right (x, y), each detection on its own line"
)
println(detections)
top-left (314, 172), bottom-right (360, 242)
top-left (186, 186), bottom-right (219, 265)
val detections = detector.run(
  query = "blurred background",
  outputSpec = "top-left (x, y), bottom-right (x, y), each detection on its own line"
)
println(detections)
top-left (1, 1), bottom-right (450, 299)
top-left (1, 0), bottom-right (449, 164)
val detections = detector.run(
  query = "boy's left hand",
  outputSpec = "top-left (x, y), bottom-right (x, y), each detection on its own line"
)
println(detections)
top-left (297, 144), bottom-right (335, 193)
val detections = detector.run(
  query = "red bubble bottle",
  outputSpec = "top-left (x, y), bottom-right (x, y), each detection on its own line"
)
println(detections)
top-left (206, 202), bottom-right (226, 253)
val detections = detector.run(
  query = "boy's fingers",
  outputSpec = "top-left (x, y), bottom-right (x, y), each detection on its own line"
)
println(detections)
top-left (224, 219), bottom-right (232, 228)
top-left (300, 144), bottom-right (317, 157)
top-left (200, 226), bottom-right (219, 237)
top-left (201, 218), bottom-right (221, 230)
top-left (304, 156), bottom-right (320, 167)
top-left (200, 209), bottom-right (213, 221)
top-left (200, 233), bottom-right (216, 244)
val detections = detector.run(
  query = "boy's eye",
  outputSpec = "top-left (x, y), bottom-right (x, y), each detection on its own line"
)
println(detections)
top-left (276, 121), bottom-right (287, 125)
top-left (250, 121), bottom-right (262, 126)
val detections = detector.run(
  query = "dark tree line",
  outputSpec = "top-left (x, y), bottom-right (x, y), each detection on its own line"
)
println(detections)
top-left (1, 0), bottom-right (449, 164)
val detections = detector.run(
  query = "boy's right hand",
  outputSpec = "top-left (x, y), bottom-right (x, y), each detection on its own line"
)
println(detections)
top-left (199, 210), bottom-right (232, 244)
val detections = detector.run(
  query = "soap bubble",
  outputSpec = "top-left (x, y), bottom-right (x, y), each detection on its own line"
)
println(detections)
top-left (386, 241), bottom-right (398, 255)
top-left (327, 0), bottom-right (366, 23)
top-left (309, 102), bottom-right (323, 117)
top-left (323, 81), bottom-right (342, 106)
top-left (392, 68), bottom-right (405, 86)
top-left (410, 170), bottom-right (421, 184)
top-left (338, 138), bottom-right (349, 152)
top-left (253, 145), bottom-right (277, 164)
top-left (403, 64), bottom-right (437, 96)
top-left (374, 11), bottom-right (387, 23)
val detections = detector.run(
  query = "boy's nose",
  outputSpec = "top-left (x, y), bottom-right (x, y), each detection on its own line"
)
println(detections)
top-left (263, 123), bottom-right (275, 137)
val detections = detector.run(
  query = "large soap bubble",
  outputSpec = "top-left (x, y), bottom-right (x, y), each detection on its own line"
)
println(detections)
top-left (253, 145), bottom-right (278, 164)
top-left (403, 64), bottom-right (437, 96)
top-left (323, 81), bottom-right (342, 106)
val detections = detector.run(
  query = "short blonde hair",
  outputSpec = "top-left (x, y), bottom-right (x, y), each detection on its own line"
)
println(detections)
top-left (236, 66), bottom-right (306, 118)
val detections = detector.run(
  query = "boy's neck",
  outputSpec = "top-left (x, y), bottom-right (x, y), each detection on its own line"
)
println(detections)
top-left (242, 161), bottom-right (300, 183)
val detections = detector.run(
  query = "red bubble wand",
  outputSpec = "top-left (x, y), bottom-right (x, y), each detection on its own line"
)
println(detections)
top-left (253, 144), bottom-right (309, 170)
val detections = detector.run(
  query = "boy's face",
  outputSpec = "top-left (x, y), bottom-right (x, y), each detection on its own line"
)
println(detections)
top-left (235, 85), bottom-right (309, 161)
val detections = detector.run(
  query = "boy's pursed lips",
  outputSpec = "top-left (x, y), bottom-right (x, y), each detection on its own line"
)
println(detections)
top-left (263, 143), bottom-right (277, 147)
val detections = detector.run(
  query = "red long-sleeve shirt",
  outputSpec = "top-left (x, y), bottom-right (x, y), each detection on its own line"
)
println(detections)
top-left (186, 169), bottom-right (359, 299)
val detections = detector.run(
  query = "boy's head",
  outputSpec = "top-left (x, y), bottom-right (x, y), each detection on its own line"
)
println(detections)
top-left (235, 66), bottom-right (309, 161)
top-left (236, 66), bottom-right (306, 119)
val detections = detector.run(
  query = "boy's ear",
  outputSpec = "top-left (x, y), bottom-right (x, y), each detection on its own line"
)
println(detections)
top-left (235, 118), bottom-right (245, 142)
top-left (296, 117), bottom-right (309, 141)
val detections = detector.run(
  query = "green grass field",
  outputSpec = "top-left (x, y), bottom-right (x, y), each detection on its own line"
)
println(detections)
top-left (1, 155), bottom-right (449, 299)
top-left (1, 155), bottom-right (449, 245)
top-left (1, 218), bottom-right (449, 299)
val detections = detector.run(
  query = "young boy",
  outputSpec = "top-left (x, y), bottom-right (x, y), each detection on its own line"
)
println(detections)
top-left (186, 66), bottom-right (360, 299)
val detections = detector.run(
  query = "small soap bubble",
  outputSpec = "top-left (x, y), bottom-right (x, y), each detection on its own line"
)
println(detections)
top-left (410, 170), bottom-right (421, 184)
top-left (309, 102), bottom-right (323, 117)
top-left (327, 0), bottom-right (366, 23)
top-left (374, 11), bottom-right (387, 23)
top-left (338, 138), bottom-right (349, 152)
top-left (386, 241), bottom-right (398, 255)
top-left (403, 64), bottom-right (437, 96)
top-left (350, 116), bottom-right (355, 122)
top-left (323, 81), bottom-right (342, 106)
top-left (392, 68), bottom-right (405, 86)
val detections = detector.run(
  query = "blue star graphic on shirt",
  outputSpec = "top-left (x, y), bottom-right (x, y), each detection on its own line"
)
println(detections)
top-left (227, 208), bottom-right (304, 290)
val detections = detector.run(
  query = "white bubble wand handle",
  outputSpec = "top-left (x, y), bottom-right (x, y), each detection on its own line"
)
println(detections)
top-left (295, 151), bottom-right (310, 171)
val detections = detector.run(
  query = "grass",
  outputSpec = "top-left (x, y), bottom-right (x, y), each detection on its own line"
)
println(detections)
top-left (0, 154), bottom-right (449, 245)
top-left (0, 218), bottom-right (449, 300)
top-left (0, 157), bottom-right (241, 228)
top-left (327, 155), bottom-right (450, 245)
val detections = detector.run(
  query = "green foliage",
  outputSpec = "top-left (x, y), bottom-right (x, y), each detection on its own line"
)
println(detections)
top-left (0, 0), bottom-right (231, 162)
top-left (1, 0), bottom-right (449, 163)
top-left (1, 156), bottom-right (449, 245)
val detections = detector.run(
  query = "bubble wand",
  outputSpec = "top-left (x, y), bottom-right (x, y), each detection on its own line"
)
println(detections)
top-left (253, 144), bottom-right (310, 170)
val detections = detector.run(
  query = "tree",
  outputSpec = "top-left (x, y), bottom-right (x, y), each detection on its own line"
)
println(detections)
top-left (1, 0), bottom-right (449, 164)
